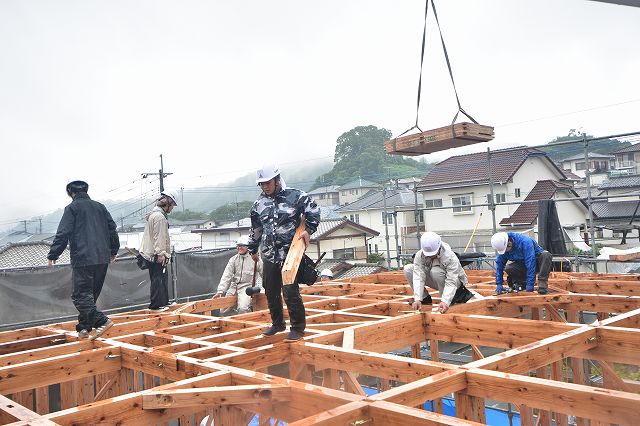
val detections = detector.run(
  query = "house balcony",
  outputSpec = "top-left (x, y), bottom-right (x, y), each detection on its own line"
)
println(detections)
top-left (616, 161), bottom-right (636, 169)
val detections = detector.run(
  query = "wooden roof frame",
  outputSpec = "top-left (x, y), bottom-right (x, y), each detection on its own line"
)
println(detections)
top-left (1, 270), bottom-right (640, 425)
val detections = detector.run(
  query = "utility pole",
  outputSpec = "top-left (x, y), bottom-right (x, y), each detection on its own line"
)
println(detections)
top-left (181, 187), bottom-right (185, 212)
top-left (22, 220), bottom-right (27, 233)
top-left (38, 218), bottom-right (42, 234)
top-left (142, 154), bottom-right (173, 194)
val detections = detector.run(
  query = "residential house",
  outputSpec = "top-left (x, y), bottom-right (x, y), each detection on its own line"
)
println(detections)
top-left (307, 185), bottom-right (340, 207)
top-left (315, 259), bottom-right (388, 280)
top-left (0, 241), bottom-right (70, 270)
top-left (338, 178), bottom-right (380, 205)
top-left (559, 152), bottom-right (614, 185)
top-left (499, 180), bottom-right (591, 250)
top-left (308, 218), bottom-right (379, 263)
top-left (612, 143), bottom-right (640, 176)
top-left (597, 175), bottom-right (640, 202)
top-left (335, 189), bottom-right (424, 265)
top-left (416, 147), bottom-right (583, 251)
top-left (192, 218), bottom-right (252, 250)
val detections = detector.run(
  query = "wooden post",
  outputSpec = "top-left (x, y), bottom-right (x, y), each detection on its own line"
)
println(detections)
top-left (281, 219), bottom-right (307, 285)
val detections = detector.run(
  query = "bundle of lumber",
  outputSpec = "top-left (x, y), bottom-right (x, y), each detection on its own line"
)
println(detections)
top-left (384, 122), bottom-right (494, 156)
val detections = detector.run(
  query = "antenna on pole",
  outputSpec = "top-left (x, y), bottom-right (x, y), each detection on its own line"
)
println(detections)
top-left (142, 154), bottom-right (173, 194)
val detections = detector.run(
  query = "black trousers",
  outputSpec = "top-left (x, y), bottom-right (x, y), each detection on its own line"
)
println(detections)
top-left (505, 250), bottom-right (553, 290)
top-left (148, 262), bottom-right (169, 309)
top-left (263, 259), bottom-right (306, 331)
top-left (71, 264), bottom-right (109, 332)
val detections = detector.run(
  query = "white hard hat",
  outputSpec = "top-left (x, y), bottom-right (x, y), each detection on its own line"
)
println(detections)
top-left (491, 232), bottom-right (509, 255)
top-left (160, 192), bottom-right (178, 206)
top-left (256, 164), bottom-right (281, 184)
top-left (236, 235), bottom-right (250, 246)
top-left (420, 232), bottom-right (441, 256)
top-left (320, 268), bottom-right (333, 278)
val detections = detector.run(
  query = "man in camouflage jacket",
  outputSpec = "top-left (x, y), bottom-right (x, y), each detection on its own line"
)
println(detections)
top-left (248, 164), bottom-right (320, 342)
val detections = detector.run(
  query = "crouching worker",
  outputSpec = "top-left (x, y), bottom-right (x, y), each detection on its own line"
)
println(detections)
top-left (213, 236), bottom-right (263, 315)
top-left (405, 232), bottom-right (474, 313)
top-left (491, 232), bottom-right (553, 295)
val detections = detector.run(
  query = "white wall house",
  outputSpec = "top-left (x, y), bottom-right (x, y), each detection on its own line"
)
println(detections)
top-left (307, 185), bottom-right (340, 207)
top-left (612, 143), bottom-right (640, 176)
top-left (338, 178), bottom-right (380, 206)
top-left (192, 218), bottom-right (251, 250)
top-left (307, 219), bottom-right (379, 263)
top-left (559, 152), bottom-right (613, 185)
top-left (416, 147), bottom-right (589, 252)
top-left (336, 189), bottom-right (424, 265)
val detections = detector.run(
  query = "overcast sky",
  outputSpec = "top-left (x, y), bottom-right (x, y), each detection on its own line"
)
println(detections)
top-left (1, 0), bottom-right (639, 230)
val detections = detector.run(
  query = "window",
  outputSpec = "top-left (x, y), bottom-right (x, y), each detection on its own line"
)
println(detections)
top-left (414, 210), bottom-right (424, 223)
top-left (495, 193), bottom-right (506, 203)
top-left (333, 248), bottom-right (355, 260)
top-left (382, 212), bottom-right (394, 224)
top-left (342, 191), bottom-right (347, 196)
top-left (575, 162), bottom-right (586, 171)
top-left (349, 214), bottom-right (360, 224)
top-left (375, 244), bottom-right (379, 253)
top-left (515, 188), bottom-right (521, 198)
top-left (451, 194), bottom-right (472, 213)
top-left (425, 199), bottom-right (443, 208)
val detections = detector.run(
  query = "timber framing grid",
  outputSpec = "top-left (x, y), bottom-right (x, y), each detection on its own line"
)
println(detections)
top-left (1, 271), bottom-right (640, 425)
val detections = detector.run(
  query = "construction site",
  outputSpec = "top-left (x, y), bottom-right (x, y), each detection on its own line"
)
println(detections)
top-left (0, 269), bottom-right (639, 425)
top-left (2, 1), bottom-right (640, 425)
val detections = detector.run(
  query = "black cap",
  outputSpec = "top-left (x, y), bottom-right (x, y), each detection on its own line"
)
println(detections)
top-left (66, 180), bottom-right (89, 195)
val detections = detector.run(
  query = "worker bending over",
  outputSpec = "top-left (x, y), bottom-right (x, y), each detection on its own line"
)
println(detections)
top-left (405, 232), bottom-right (474, 313)
top-left (213, 236), bottom-right (263, 315)
top-left (491, 232), bottom-right (553, 295)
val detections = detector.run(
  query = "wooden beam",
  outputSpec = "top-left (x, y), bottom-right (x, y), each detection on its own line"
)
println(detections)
top-left (0, 348), bottom-right (121, 394)
top-left (370, 370), bottom-right (467, 407)
top-left (281, 220), bottom-right (307, 285)
top-left (466, 369), bottom-right (640, 425)
top-left (142, 384), bottom-right (290, 409)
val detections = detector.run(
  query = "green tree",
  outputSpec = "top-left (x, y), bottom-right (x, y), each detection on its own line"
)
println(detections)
top-left (209, 201), bottom-right (254, 224)
top-left (313, 125), bottom-right (433, 189)
top-left (539, 129), bottom-right (629, 162)
top-left (170, 209), bottom-right (209, 221)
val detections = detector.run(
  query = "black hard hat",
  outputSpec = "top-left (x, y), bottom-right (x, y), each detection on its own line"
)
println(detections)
top-left (66, 180), bottom-right (89, 195)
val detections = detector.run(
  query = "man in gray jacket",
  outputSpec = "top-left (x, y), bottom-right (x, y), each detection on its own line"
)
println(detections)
top-left (140, 192), bottom-right (177, 311)
top-left (213, 235), bottom-right (263, 315)
top-left (405, 232), bottom-right (473, 313)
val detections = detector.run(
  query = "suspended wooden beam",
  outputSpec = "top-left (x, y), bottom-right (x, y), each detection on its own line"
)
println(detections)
top-left (384, 122), bottom-right (494, 156)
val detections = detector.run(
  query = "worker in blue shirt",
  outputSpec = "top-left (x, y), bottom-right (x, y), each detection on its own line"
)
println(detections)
top-left (491, 232), bottom-right (553, 295)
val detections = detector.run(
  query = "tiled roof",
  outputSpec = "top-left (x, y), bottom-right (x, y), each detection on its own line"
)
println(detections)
top-left (320, 206), bottom-right (341, 220)
top-left (336, 189), bottom-right (422, 212)
top-left (562, 170), bottom-right (582, 181)
top-left (418, 147), bottom-right (566, 190)
top-left (312, 219), bottom-right (379, 240)
top-left (592, 200), bottom-right (640, 219)
top-left (308, 185), bottom-right (340, 195)
top-left (335, 264), bottom-right (387, 279)
top-left (0, 241), bottom-right (70, 269)
top-left (499, 180), bottom-right (579, 226)
top-left (597, 176), bottom-right (640, 190)
top-left (560, 152), bottom-right (613, 162)
top-left (339, 178), bottom-right (380, 191)
top-left (191, 218), bottom-right (251, 233)
top-left (612, 143), bottom-right (640, 154)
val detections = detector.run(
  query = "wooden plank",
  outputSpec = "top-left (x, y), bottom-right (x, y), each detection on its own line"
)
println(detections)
top-left (369, 400), bottom-right (485, 425)
top-left (369, 370), bottom-right (467, 407)
top-left (467, 325), bottom-right (597, 374)
top-left (456, 392), bottom-right (486, 424)
top-left (384, 122), bottom-right (495, 156)
top-left (281, 220), bottom-right (307, 285)
top-left (0, 347), bottom-right (121, 394)
top-left (341, 371), bottom-right (366, 396)
top-left (466, 369), bottom-right (640, 425)
top-left (294, 342), bottom-right (450, 382)
top-left (609, 252), bottom-right (640, 262)
top-left (287, 401), bottom-right (370, 426)
top-left (142, 385), bottom-right (290, 409)
top-left (34, 386), bottom-right (49, 415)
top-left (0, 334), bottom-right (67, 356)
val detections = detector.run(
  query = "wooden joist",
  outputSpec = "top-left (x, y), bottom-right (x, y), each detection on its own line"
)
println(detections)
top-left (384, 122), bottom-right (495, 156)
top-left (0, 270), bottom-right (639, 425)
